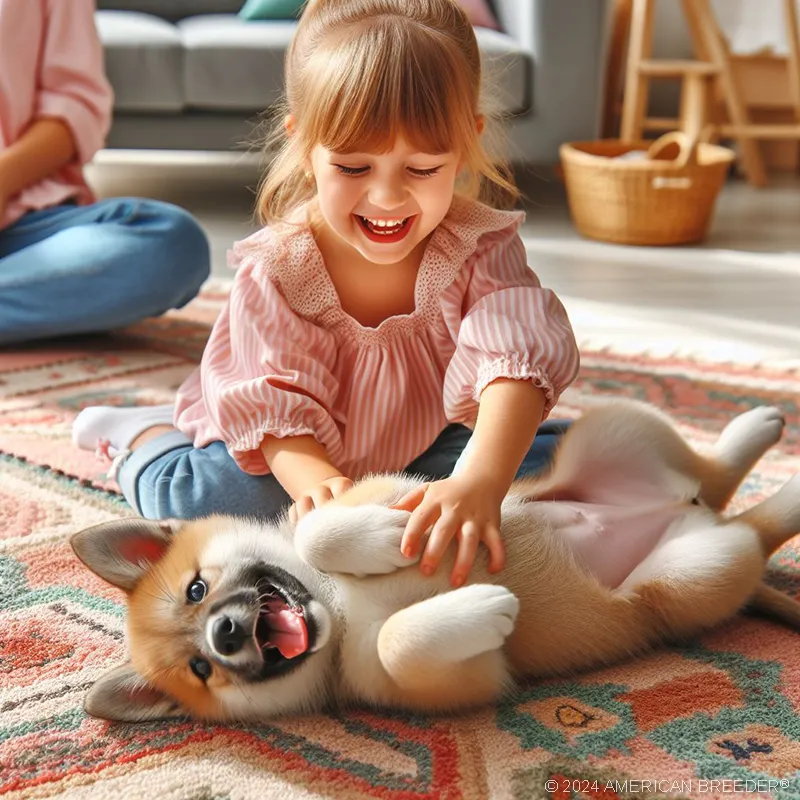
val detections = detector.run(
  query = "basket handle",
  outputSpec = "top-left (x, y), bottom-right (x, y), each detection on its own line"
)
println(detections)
top-left (647, 131), bottom-right (699, 168)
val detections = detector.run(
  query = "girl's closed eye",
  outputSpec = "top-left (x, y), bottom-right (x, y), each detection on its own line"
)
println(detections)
top-left (409, 166), bottom-right (442, 178)
top-left (333, 165), bottom-right (442, 177)
top-left (334, 164), bottom-right (370, 176)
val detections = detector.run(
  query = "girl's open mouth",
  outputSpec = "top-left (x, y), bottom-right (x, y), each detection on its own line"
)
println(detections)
top-left (356, 215), bottom-right (415, 243)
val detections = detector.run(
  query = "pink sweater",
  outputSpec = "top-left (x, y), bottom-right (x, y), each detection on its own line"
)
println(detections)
top-left (175, 197), bottom-right (580, 478)
top-left (0, 0), bottom-right (113, 230)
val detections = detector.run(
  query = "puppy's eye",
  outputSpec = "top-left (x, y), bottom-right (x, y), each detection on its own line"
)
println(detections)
top-left (190, 656), bottom-right (212, 682)
top-left (187, 577), bottom-right (207, 603)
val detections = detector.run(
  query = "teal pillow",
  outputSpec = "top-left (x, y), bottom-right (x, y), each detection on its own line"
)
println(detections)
top-left (238, 0), bottom-right (304, 20)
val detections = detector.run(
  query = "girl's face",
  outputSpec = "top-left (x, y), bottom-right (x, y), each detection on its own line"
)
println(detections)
top-left (309, 135), bottom-right (460, 266)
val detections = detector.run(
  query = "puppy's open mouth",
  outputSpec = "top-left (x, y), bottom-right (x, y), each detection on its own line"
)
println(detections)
top-left (254, 583), bottom-right (309, 662)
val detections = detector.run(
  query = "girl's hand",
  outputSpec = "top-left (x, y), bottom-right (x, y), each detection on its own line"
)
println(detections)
top-left (289, 476), bottom-right (355, 523)
top-left (391, 475), bottom-right (505, 587)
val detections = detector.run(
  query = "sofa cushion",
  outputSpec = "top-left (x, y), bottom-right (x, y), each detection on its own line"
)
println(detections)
top-left (236, 0), bottom-right (499, 27)
top-left (96, 1), bottom-right (241, 23)
top-left (179, 15), bottom-right (293, 111)
top-left (179, 16), bottom-right (531, 115)
top-left (238, 0), bottom-right (303, 20)
top-left (95, 11), bottom-right (185, 111)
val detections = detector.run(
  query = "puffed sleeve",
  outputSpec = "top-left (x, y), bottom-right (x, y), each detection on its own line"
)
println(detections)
top-left (37, 0), bottom-right (113, 164)
top-left (441, 232), bottom-right (579, 424)
top-left (197, 260), bottom-right (343, 475)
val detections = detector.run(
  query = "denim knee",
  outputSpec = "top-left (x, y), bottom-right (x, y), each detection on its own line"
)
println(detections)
top-left (134, 200), bottom-right (211, 305)
top-left (135, 441), bottom-right (292, 521)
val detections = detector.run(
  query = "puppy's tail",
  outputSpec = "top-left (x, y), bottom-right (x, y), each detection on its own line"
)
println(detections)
top-left (748, 582), bottom-right (800, 631)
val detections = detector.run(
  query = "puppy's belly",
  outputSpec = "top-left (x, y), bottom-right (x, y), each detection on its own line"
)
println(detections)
top-left (530, 501), bottom-right (689, 589)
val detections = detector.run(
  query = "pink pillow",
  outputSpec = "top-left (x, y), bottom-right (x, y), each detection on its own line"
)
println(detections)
top-left (457, 0), bottom-right (501, 30)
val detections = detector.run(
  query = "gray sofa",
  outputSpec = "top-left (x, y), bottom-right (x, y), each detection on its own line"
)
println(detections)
top-left (96, 0), bottom-right (607, 164)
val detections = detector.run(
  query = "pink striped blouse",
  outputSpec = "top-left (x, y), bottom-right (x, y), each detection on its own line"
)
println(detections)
top-left (174, 197), bottom-right (580, 478)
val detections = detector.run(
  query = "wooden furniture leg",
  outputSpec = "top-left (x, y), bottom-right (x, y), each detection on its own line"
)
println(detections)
top-left (601, 0), bottom-right (634, 138)
top-left (784, 0), bottom-right (800, 172)
top-left (679, 71), bottom-right (711, 143)
top-left (620, 0), bottom-right (656, 141)
top-left (682, 0), bottom-right (768, 185)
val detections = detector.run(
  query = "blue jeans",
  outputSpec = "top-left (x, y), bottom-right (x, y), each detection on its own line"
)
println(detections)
top-left (118, 420), bottom-right (571, 520)
top-left (0, 198), bottom-right (210, 344)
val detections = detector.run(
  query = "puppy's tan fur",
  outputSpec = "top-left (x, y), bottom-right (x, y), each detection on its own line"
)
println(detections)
top-left (71, 400), bottom-right (800, 722)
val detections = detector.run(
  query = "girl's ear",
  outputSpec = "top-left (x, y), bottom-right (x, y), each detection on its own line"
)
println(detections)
top-left (285, 113), bottom-right (297, 136)
top-left (475, 115), bottom-right (486, 136)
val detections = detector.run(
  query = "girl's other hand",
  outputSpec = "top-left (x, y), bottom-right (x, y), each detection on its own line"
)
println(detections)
top-left (391, 475), bottom-right (505, 587)
top-left (289, 476), bottom-right (355, 523)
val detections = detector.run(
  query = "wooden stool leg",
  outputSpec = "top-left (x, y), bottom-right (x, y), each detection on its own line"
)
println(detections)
top-left (784, 0), bottom-right (800, 173)
top-left (620, 0), bottom-right (656, 142)
top-left (601, 0), bottom-right (634, 138)
top-left (683, 0), bottom-right (768, 186)
top-left (679, 72), bottom-right (708, 142)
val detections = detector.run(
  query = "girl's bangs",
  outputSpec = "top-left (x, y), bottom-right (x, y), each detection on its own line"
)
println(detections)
top-left (302, 22), bottom-right (475, 156)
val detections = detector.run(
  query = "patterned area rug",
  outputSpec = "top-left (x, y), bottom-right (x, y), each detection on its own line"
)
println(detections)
top-left (2, 284), bottom-right (799, 800)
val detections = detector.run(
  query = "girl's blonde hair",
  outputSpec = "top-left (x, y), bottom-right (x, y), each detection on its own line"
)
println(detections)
top-left (256, 0), bottom-right (519, 225)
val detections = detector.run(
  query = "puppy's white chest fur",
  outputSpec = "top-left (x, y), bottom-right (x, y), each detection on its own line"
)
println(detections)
top-left (332, 573), bottom-right (446, 704)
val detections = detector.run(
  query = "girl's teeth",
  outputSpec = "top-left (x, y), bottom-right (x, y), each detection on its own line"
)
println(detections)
top-left (366, 218), bottom-right (406, 227)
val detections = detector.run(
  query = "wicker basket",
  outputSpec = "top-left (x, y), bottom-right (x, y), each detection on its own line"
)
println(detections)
top-left (559, 132), bottom-right (736, 246)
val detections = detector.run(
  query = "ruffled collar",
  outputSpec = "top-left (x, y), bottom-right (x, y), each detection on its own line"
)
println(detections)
top-left (231, 196), bottom-right (525, 342)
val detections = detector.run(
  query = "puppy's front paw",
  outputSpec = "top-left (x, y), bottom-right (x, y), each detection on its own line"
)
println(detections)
top-left (295, 505), bottom-right (417, 575)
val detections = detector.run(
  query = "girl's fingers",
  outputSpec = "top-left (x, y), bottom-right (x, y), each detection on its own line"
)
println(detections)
top-left (400, 500), bottom-right (440, 557)
top-left (390, 483), bottom-right (429, 513)
top-left (484, 525), bottom-right (506, 573)
top-left (329, 478), bottom-right (354, 498)
top-left (311, 486), bottom-right (334, 509)
top-left (295, 495), bottom-right (315, 520)
top-left (420, 514), bottom-right (460, 575)
top-left (450, 523), bottom-right (480, 587)
top-left (288, 504), bottom-right (298, 524)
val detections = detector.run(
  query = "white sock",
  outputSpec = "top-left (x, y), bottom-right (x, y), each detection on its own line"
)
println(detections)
top-left (72, 404), bottom-right (175, 457)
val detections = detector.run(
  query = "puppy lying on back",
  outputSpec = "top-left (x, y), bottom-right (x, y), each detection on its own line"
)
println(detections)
top-left (72, 400), bottom-right (800, 723)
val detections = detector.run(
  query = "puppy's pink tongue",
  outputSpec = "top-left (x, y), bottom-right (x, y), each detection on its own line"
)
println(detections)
top-left (263, 600), bottom-right (308, 658)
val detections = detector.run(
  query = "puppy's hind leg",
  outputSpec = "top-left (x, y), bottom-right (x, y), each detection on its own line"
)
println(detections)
top-left (699, 406), bottom-right (786, 510)
top-left (727, 474), bottom-right (800, 630)
top-left (618, 511), bottom-right (765, 637)
top-left (748, 582), bottom-right (800, 630)
top-left (730, 474), bottom-right (800, 556)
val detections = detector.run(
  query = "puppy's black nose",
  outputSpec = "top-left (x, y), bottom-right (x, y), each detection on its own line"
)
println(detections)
top-left (212, 616), bottom-right (247, 656)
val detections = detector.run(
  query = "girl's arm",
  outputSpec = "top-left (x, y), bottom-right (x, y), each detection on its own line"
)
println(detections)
top-left (0, 119), bottom-right (77, 204)
top-left (261, 435), bottom-right (353, 522)
top-left (456, 378), bottom-right (545, 497)
top-left (261, 434), bottom-right (344, 499)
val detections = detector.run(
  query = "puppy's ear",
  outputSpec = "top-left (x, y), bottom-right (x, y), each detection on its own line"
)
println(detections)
top-left (71, 518), bottom-right (179, 592)
top-left (85, 663), bottom-right (183, 723)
